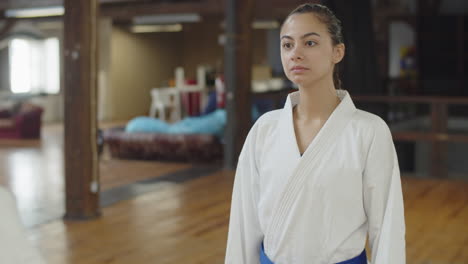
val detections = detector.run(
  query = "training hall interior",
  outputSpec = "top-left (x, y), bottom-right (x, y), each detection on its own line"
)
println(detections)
top-left (0, 0), bottom-right (467, 263)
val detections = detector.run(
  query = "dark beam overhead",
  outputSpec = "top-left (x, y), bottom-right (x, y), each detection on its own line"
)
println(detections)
top-left (0, 0), bottom-right (202, 12)
top-left (100, 0), bottom-right (200, 3)
top-left (100, 0), bottom-right (221, 19)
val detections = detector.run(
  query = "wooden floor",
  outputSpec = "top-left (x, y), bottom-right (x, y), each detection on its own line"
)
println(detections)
top-left (1, 124), bottom-right (468, 263)
top-left (30, 170), bottom-right (232, 264)
top-left (0, 123), bottom-right (191, 227)
top-left (26, 172), bottom-right (468, 264)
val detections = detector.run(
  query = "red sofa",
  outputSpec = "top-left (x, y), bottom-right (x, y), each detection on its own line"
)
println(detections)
top-left (0, 103), bottom-right (43, 139)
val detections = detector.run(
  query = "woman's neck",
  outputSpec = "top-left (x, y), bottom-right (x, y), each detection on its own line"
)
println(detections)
top-left (294, 78), bottom-right (340, 123)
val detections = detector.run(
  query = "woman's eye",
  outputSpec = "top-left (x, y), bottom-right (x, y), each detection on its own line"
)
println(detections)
top-left (282, 43), bottom-right (292, 49)
top-left (305, 40), bottom-right (316, 46)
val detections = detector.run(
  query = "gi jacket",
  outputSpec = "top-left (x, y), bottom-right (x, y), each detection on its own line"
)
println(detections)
top-left (225, 90), bottom-right (406, 264)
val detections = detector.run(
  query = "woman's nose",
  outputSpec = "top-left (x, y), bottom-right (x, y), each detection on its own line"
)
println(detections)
top-left (290, 47), bottom-right (303, 61)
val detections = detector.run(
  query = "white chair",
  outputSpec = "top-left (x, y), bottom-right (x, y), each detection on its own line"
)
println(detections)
top-left (149, 87), bottom-right (181, 122)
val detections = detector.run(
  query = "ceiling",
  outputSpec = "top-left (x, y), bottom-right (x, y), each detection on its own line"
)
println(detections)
top-left (0, 0), bottom-right (209, 12)
top-left (0, 0), bottom-right (304, 20)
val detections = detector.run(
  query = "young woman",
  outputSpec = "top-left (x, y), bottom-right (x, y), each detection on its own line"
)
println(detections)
top-left (225, 3), bottom-right (405, 264)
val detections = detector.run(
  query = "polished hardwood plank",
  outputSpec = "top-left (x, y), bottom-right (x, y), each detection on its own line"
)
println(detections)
top-left (0, 123), bottom-right (192, 227)
top-left (24, 172), bottom-right (468, 264)
top-left (100, 159), bottom-right (192, 191)
top-left (403, 177), bottom-right (468, 262)
top-left (31, 170), bottom-right (233, 264)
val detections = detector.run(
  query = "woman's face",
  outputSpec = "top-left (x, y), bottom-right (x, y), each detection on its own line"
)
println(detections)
top-left (280, 13), bottom-right (344, 88)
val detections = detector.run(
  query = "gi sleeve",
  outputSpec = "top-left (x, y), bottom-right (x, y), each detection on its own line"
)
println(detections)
top-left (363, 118), bottom-right (406, 264)
top-left (225, 122), bottom-right (263, 264)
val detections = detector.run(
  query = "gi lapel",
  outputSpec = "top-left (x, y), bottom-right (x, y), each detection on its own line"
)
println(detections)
top-left (264, 90), bottom-right (358, 252)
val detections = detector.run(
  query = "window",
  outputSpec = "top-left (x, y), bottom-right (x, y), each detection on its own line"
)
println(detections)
top-left (9, 37), bottom-right (60, 94)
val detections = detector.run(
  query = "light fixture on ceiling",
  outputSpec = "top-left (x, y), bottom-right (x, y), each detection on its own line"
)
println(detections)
top-left (36, 21), bottom-right (63, 30)
top-left (252, 20), bottom-right (280, 29)
top-left (133, 13), bottom-right (201, 25)
top-left (220, 20), bottom-right (280, 30)
top-left (5, 6), bottom-right (64, 18)
top-left (130, 24), bottom-right (183, 33)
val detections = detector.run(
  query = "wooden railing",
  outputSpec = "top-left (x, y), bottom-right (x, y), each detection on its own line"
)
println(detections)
top-left (353, 95), bottom-right (468, 178)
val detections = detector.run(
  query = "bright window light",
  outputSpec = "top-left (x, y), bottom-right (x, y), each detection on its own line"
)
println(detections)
top-left (9, 37), bottom-right (60, 94)
top-left (10, 39), bottom-right (32, 93)
top-left (44, 38), bottom-right (60, 94)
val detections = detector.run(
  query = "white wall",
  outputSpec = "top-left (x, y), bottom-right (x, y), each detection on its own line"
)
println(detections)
top-left (97, 18), bottom-right (112, 122)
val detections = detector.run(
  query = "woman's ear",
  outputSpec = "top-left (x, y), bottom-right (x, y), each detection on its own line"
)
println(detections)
top-left (333, 43), bottom-right (345, 64)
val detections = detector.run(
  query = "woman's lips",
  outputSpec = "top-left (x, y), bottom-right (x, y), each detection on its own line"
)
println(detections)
top-left (290, 66), bottom-right (309, 73)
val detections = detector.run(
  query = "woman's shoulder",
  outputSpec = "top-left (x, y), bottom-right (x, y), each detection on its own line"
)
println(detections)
top-left (252, 108), bottom-right (283, 131)
top-left (351, 109), bottom-right (393, 140)
top-left (353, 109), bottom-right (388, 126)
top-left (244, 109), bottom-right (283, 147)
top-left (257, 108), bottom-right (283, 121)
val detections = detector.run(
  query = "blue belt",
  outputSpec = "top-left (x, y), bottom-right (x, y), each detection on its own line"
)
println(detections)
top-left (260, 243), bottom-right (367, 264)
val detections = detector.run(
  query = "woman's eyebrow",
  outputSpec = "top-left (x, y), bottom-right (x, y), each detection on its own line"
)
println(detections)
top-left (281, 32), bottom-right (321, 40)
top-left (302, 32), bottom-right (321, 38)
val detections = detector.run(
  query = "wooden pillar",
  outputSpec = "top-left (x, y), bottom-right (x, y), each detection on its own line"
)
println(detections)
top-left (224, 0), bottom-right (254, 169)
top-left (63, 0), bottom-right (100, 219)
top-left (430, 102), bottom-right (448, 178)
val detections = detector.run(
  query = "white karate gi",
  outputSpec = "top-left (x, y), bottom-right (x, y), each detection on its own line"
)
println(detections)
top-left (225, 90), bottom-right (405, 264)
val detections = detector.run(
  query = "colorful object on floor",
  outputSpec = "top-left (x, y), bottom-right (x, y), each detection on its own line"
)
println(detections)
top-left (126, 109), bottom-right (227, 139)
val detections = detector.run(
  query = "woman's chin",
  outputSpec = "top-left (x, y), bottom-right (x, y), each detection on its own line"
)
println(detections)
top-left (290, 77), bottom-right (310, 87)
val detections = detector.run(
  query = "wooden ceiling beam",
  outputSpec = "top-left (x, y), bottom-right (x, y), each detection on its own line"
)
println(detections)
top-left (100, 0), bottom-right (198, 3)
top-left (0, 0), bottom-right (204, 12)
top-left (100, 0), bottom-right (222, 19)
